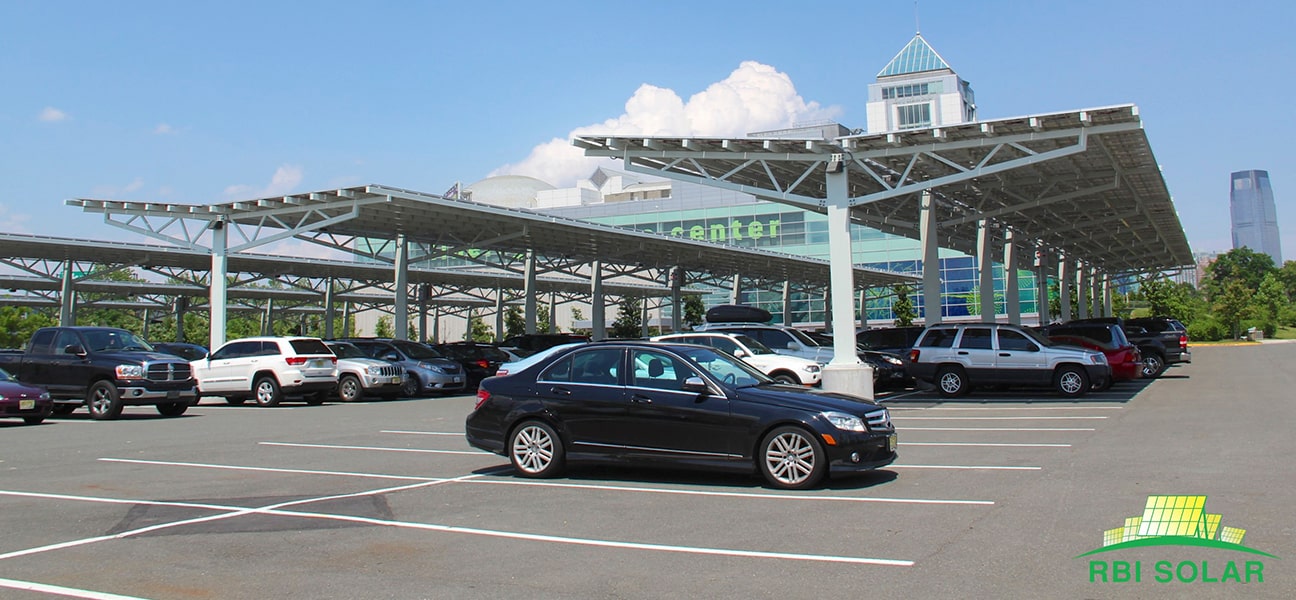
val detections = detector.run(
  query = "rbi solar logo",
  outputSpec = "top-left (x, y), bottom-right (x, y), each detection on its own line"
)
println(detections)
top-left (1077, 495), bottom-right (1275, 585)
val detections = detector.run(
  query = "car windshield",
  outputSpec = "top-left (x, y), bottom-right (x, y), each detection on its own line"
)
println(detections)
top-left (733, 334), bottom-right (776, 355)
top-left (786, 328), bottom-right (820, 347)
top-left (676, 346), bottom-right (771, 388)
top-left (83, 330), bottom-right (154, 353)
top-left (395, 341), bottom-right (443, 360)
top-left (327, 343), bottom-right (368, 359)
top-left (1020, 327), bottom-right (1058, 347)
top-left (498, 343), bottom-right (585, 374)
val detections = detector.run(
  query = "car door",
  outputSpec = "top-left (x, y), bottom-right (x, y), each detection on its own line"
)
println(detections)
top-left (954, 327), bottom-right (998, 382)
top-left (199, 341), bottom-right (256, 392)
top-left (43, 329), bottom-right (90, 397)
top-left (994, 328), bottom-right (1048, 385)
top-left (620, 348), bottom-right (741, 458)
top-left (533, 347), bottom-right (630, 453)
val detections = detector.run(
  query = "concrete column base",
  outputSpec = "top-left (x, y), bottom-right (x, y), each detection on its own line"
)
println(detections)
top-left (821, 363), bottom-right (875, 400)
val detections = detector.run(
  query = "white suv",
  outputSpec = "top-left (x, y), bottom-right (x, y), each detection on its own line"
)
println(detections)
top-left (193, 337), bottom-right (338, 406)
top-left (651, 332), bottom-right (823, 386)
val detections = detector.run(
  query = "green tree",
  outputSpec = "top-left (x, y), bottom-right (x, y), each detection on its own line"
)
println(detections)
top-left (0, 306), bottom-right (57, 348)
top-left (1251, 272), bottom-right (1286, 338)
top-left (955, 286), bottom-right (1002, 317)
top-left (1206, 248), bottom-right (1275, 297)
top-left (683, 295), bottom-right (706, 328)
top-left (570, 307), bottom-right (585, 331)
top-left (503, 306), bottom-right (525, 338)
top-left (468, 315), bottom-right (493, 342)
top-left (609, 297), bottom-right (643, 338)
top-left (537, 304), bottom-right (552, 333)
top-left (1213, 280), bottom-right (1254, 340)
top-left (374, 315), bottom-right (394, 338)
top-left (1139, 279), bottom-right (1200, 322)
top-left (1277, 260), bottom-right (1296, 302)
top-left (892, 283), bottom-right (916, 326)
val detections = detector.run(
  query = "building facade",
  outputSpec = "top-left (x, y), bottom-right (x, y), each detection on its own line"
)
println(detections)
top-left (1229, 170), bottom-right (1282, 263)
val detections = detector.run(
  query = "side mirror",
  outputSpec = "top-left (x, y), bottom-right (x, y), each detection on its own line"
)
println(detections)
top-left (65, 344), bottom-right (86, 356)
top-left (732, 349), bottom-right (748, 358)
top-left (786, 342), bottom-right (798, 351)
top-left (681, 376), bottom-right (710, 394)
top-left (383, 353), bottom-right (400, 362)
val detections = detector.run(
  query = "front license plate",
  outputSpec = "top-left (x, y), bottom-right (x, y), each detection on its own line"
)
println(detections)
top-left (888, 434), bottom-right (897, 452)
top-left (391, 377), bottom-right (402, 384)
top-left (453, 376), bottom-right (463, 383)
top-left (19, 399), bottom-right (35, 410)
top-left (167, 390), bottom-right (180, 400)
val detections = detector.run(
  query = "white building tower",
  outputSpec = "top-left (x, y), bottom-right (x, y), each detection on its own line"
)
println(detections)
top-left (866, 33), bottom-right (976, 132)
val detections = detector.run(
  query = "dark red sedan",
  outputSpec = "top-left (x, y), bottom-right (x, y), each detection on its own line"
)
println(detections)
top-left (0, 367), bottom-right (53, 425)
top-left (1048, 335), bottom-right (1142, 389)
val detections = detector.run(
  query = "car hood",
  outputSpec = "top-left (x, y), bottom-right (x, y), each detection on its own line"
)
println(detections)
top-left (101, 351), bottom-right (190, 363)
top-left (734, 384), bottom-right (882, 414)
top-left (338, 357), bottom-right (397, 369)
top-left (0, 380), bottom-right (47, 398)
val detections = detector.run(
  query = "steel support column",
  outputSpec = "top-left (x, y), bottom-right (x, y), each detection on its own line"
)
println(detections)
top-left (1058, 256), bottom-right (1072, 322)
top-left (494, 290), bottom-right (505, 343)
top-left (393, 234), bottom-right (409, 340)
top-left (591, 260), bottom-right (605, 341)
top-left (1004, 228), bottom-right (1021, 325)
top-left (1077, 262), bottom-right (1090, 319)
top-left (324, 279), bottom-right (336, 339)
top-left (920, 191), bottom-right (942, 326)
top-left (729, 273), bottom-right (742, 305)
top-left (210, 223), bottom-right (229, 349)
top-left (524, 250), bottom-right (538, 334)
top-left (1036, 249), bottom-right (1051, 325)
top-left (1102, 274), bottom-right (1113, 318)
top-left (670, 266), bottom-right (682, 333)
top-left (548, 294), bottom-right (557, 333)
top-left (977, 220), bottom-right (995, 323)
top-left (822, 167), bottom-right (872, 398)
top-left (58, 260), bottom-right (75, 326)
top-left (782, 281), bottom-right (792, 326)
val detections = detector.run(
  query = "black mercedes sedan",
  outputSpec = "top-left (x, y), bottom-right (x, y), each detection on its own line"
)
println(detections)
top-left (466, 341), bottom-right (897, 490)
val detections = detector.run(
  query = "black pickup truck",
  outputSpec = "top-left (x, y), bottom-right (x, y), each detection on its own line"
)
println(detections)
top-left (0, 326), bottom-right (198, 420)
top-left (1123, 317), bottom-right (1192, 377)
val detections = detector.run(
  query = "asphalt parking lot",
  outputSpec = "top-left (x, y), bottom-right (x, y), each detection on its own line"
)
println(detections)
top-left (2, 343), bottom-right (1293, 599)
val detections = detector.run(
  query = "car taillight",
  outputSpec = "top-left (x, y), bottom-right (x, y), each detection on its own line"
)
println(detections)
top-left (495, 369), bottom-right (508, 377)
top-left (1179, 334), bottom-right (1188, 350)
top-left (474, 389), bottom-right (490, 411)
top-left (285, 356), bottom-right (308, 366)
top-left (475, 359), bottom-right (490, 369)
top-left (908, 349), bottom-right (920, 362)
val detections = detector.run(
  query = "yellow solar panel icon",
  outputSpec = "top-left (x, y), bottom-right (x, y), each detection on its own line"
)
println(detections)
top-left (1203, 513), bottom-right (1222, 540)
top-left (1103, 527), bottom-right (1125, 547)
top-left (1137, 495), bottom-right (1206, 537)
top-left (1122, 517), bottom-right (1143, 542)
top-left (1219, 526), bottom-right (1247, 545)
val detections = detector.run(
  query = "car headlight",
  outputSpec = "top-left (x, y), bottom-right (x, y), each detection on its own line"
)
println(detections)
top-left (116, 365), bottom-right (144, 379)
top-left (41, 392), bottom-right (51, 400)
top-left (822, 411), bottom-right (868, 432)
top-left (419, 362), bottom-right (447, 374)
top-left (1090, 353), bottom-right (1108, 365)
top-left (883, 355), bottom-right (904, 365)
top-left (365, 365), bottom-right (384, 375)
top-left (803, 364), bottom-right (821, 373)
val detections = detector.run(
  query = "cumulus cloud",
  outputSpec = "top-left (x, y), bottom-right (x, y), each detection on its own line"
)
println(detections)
top-left (491, 61), bottom-right (840, 187)
top-left (90, 177), bottom-right (145, 199)
top-left (224, 164), bottom-right (305, 199)
top-left (38, 107), bottom-right (68, 122)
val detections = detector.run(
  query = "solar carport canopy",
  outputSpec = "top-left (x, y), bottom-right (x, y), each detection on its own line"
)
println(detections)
top-left (575, 104), bottom-right (1193, 276)
top-left (69, 184), bottom-right (918, 289)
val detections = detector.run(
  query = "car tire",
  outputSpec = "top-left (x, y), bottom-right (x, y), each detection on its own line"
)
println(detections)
top-left (1091, 376), bottom-right (1113, 392)
top-left (156, 402), bottom-right (188, 417)
top-left (935, 366), bottom-right (970, 398)
top-left (1141, 353), bottom-right (1165, 378)
top-left (23, 415), bottom-right (46, 425)
top-left (52, 404), bottom-right (78, 416)
top-left (771, 373), bottom-right (799, 385)
top-left (338, 375), bottom-right (363, 402)
top-left (400, 374), bottom-right (421, 398)
top-left (509, 420), bottom-right (565, 478)
top-left (1054, 365), bottom-right (1089, 398)
top-left (758, 426), bottom-right (826, 490)
top-left (253, 376), bottom-right (282, 407)
top-left (225, 396), bottom-right (246, 406)
top-left (86, 381), bottom-right (123, 420)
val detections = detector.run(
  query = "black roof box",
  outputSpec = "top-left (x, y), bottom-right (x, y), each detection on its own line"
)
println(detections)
top-left (704, 304), bottom-right (771, 324)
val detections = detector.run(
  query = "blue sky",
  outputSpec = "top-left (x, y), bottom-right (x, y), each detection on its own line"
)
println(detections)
top-left (2, 0), bottom-right (1293, 261)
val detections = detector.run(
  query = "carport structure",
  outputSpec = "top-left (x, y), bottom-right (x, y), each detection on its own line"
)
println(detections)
top-left (64, 186), bottom-right (917, 349)
top-left (577, 104), bottom-right (1193, 372)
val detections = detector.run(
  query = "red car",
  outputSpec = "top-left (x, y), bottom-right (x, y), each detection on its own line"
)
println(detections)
top-left (1048, 335), bottom-right (1142, 389)
top-left (0, 367), bottom-right (53, 425)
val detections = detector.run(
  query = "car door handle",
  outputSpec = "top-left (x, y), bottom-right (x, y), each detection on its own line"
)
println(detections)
top-left (999, 353), bottom-right (1011, 357)
top-left (549, 386), bottom-right (572, 396)
top-left (631, 394), bottom-right (653, 404)
top-left (957, 351), bottom-right (969, 355)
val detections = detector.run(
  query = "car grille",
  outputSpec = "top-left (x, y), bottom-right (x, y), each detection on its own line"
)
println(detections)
top-left (441, 364), bottom-right (462, 374)
top-left (865, 409), bottom-right (891, 430)
top-left (146, 362), bottom-right (192, 381)
top-left (376, 365), bottom-right (403, 378)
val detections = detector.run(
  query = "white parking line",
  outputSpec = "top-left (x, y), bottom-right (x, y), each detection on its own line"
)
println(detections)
top-left (0, 485), bottom-right (914, 567)
top-left (892, 416), bottom-right (1108, 420)
top-left (0, 577), bottom-right (151, 600)
top-left (96, 458), bottom-right (995, 506)
top-left (381, 430), bottom-right (463, 436)
top-left (259, 442), bottom-right (491, 455)
top-left (889, 464), bottom-right (1042, 470)
top-left (901, 427), bottom-right (1096, 432)
top-left (900, 442), bottom-right (1071, 448)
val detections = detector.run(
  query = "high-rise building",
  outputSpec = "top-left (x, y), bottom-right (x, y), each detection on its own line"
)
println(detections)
top-left (1229, 170), bottom-right (1282, 263)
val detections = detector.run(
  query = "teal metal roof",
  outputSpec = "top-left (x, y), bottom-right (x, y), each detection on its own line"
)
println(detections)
top-left (877, 34), bottom-right (952, 78)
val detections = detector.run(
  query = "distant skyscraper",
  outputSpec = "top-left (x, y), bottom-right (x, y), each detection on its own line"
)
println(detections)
top-left (866, 33), bottom-right (976, 132)
top-left (1229, 170), bottom-right (1282, 263)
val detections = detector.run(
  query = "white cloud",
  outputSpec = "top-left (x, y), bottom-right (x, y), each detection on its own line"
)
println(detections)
top-left (38, 107), bottom-right (68, 122)
top-left (0, 203), bottom-right (31, 234)
top-left (224, 164), bottom-right (305, 199)
top-left (89, 177), bottom-right (145, 199)
top-left (491, 61), bottom-right (840, 187)
top-left (154, 123), bottom-right (176, 134)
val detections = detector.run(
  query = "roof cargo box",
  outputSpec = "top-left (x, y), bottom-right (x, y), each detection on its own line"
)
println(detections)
top-left (704, 304), bottom-right (771, 324)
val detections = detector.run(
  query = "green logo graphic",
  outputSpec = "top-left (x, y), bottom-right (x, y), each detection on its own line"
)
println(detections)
top-left (1078, 495), bottom-right (1276, 585)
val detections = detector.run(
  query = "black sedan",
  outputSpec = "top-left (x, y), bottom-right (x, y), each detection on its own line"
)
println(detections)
top-left (466, 341), bottom-right (897, 490)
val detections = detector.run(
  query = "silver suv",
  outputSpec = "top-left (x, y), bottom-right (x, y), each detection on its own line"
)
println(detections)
top-left (906, 323), bottom-right (1110, 398)
top-left (695, 322), bottom-right (833, 364)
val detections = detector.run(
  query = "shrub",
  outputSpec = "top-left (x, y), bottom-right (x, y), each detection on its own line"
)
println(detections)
top-left (1187, 318), bottom-right (1228, 342)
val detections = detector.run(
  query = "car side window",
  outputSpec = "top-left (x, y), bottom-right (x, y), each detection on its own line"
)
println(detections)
top-left (631, 350), bottom-right (693, 391)
top-left (998, 330), bottom-right (1038, 352)
top-left (54, 330), bottom-right (81, 354)
top-left (211, 341), bottom-right (246, 360)
top-left (28, 329), bottom-right (56, 354)
top-left (918, 328), bottom-right (956, 348)
top-left (958, 328), bottom-right (994, 350)
top-left (710, 337), bottom-right (741, 355)
top-left (540, 348), bottom-right (622, 385)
